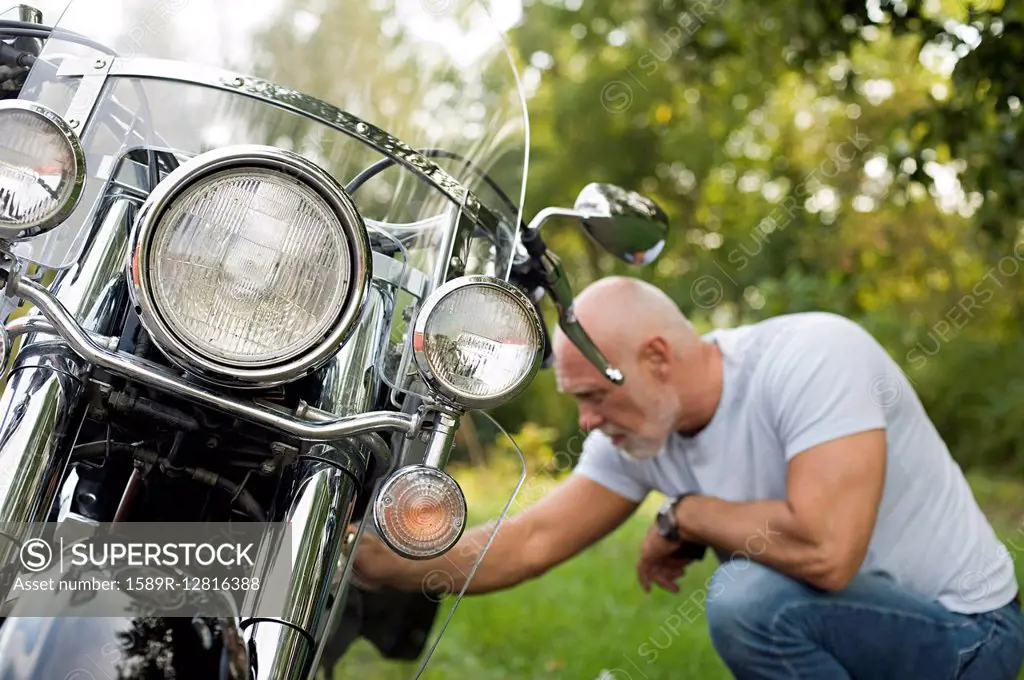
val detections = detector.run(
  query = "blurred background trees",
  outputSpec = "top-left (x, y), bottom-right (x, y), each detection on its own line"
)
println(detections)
top-left (488, 0), bottom-right (1024, 475)
top-left (257, 0), bottom-right (1024, 475)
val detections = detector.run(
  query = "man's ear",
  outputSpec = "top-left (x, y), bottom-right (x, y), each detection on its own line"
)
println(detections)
top-left (639, 336), bottom-right (672, 378)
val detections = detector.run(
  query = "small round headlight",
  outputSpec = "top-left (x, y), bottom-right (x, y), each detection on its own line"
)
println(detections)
top-left (373, 465), bottom-right (467, 560)
top-left (0, 101), bottom-right (85, 240)
top-left (412, 276), bottom-right (543, 410)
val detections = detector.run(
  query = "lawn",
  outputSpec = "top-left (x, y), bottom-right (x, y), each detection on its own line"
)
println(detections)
top-left (332, 466), bottom-right (1024, 680)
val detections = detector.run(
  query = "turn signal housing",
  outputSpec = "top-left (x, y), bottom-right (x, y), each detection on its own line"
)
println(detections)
top-left (372, 465), bottom-right (467, 560)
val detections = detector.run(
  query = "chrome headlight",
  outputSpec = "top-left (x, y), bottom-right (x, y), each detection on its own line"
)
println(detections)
top-left (412, 276), bottom-right (544, 410)
top-left (128, 144), bottom-right (371, 387)
top-left (0, 101), bottom-right (86, 240)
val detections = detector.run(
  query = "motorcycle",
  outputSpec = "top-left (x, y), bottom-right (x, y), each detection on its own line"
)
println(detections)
top-left (0, 1), bottom-right (669, 677)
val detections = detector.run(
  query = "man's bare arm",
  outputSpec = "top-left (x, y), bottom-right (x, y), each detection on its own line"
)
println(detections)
top-left (676, 429), bottom-right (886, 591)
top-left (354, 475), bottom-right (639, 595)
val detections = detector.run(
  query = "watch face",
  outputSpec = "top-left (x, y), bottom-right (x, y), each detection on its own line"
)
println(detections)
top-left (656, 502), bottom-right (675, 535)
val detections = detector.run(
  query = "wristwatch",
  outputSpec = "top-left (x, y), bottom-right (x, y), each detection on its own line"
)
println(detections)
top-left (655, 493), bottom-right (693, 542)
top-left (656, 493), bottom-right (709, 560)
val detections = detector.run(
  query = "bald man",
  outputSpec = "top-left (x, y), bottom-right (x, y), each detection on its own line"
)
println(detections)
top-left (352, 276), bottom-right (1024, 679)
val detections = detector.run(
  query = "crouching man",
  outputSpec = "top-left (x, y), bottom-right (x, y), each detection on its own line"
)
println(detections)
top-left (353, 276), bottom-right (1024, 680)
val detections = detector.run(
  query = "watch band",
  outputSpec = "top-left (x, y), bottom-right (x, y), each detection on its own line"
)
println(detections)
top-left (672, 540), bottom-right (708, 561)
top-left (657, 493), bottom-right (709, 561)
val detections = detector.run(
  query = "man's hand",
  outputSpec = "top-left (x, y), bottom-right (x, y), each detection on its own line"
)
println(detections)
top-left (636, 523), bottom-right (694, 594)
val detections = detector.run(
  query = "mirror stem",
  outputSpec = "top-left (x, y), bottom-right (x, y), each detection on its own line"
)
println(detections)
top-left (524, 207), bottom-right (586, 236)
top-left (535, 249), bottom-right (624, 385)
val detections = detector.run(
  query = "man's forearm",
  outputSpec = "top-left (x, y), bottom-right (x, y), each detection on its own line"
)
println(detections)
top-left (676, 495), bottom-right (840, 588)
top-left (390, 518), bottom-right (537, 595)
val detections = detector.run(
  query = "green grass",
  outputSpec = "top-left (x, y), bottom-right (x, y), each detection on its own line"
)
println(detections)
top-left (333, 466), bottom-right (1024, 680)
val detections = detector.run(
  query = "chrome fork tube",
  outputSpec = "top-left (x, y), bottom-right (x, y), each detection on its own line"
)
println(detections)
top-left (244, 284), bottom-right (393, 679)
top-left (0, 200), bottom-right (132, 588)
top-left (244, 462), bottom-right (359, 680)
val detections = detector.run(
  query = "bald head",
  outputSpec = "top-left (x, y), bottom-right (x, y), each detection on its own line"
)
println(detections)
top-left (552, 276), bottom-right (723, 446)
top-left (553, 276), bottom-right (699, 373)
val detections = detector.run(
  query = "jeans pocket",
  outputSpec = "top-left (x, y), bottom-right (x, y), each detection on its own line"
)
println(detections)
top-left (1001, 602), bottom-right (1024, 636)
top-left (955, 617), bottom-right (998, 680)
top-left (956, 609), bottom-right (1024, 680)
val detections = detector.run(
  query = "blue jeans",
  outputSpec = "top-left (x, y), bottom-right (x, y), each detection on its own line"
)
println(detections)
top-left (705, 558), bottom-right (1024, 680)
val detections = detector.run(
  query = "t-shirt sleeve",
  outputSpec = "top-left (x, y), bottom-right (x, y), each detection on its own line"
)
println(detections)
top-left (762, 315), bottom-right (891, 461)
top-left (571, 432), bottom-right (652, 503)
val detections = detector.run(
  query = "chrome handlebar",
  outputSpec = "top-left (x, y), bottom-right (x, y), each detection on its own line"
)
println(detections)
top-left (1, 268), bottom-right (426, 442)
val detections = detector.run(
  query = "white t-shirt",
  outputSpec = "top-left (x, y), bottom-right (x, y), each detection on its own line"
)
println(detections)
top-left (573, 311), bottom-right (1018, 614)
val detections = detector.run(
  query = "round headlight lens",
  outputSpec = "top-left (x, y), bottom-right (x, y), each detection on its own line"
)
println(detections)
top-left (414, 278), bottom-right (543, 409)
top-left (0, 102), bottom-right (85, 238)
top-left (373, 465), bottom-right (467, 560)
top-left (148, 168), bottom-right (352, 366)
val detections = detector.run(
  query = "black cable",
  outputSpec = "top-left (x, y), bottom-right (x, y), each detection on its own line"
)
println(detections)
top-left (0, 41), bottom-right (34, 67)
top-left (207, 471), bottom-right (264, 522)
top-left (0, 20), bottom-right (117, 55)
top-left (0, 19), bottom-right (53, 32)
top-left (0, 26), bottom-right (47, 40)
top-left (146, 147), bottom-right (160, 193)
top-left (345, 147), bottom-right (526, 231)
top-left (70, 441), bottom-right (267, 521)
top-left (239, 618), bottom-right (318, 653)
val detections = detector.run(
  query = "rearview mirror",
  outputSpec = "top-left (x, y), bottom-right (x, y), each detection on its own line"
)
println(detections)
top-left (517, 182), bottom-right (671, 386)
top-left (572, 183), bottom-right (669, 265)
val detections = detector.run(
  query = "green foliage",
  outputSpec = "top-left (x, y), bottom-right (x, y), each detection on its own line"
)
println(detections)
top-left (493, 0), bottom-right (1024, 472)
top-left (250, 0), bottom-right (1024, 470)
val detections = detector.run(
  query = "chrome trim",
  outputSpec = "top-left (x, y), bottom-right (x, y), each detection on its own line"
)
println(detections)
top-left (0, 195), bottom-right (129, 598)
top-left (304, 282), bottom-right (390, 418)
top-left (412, 275), bottom-right (544, 410)
top-left (17, 5), bottom-right (42, 23)
top-left (51, 198), bottom-right (135, 334)
top-left (4, 274), bottom-right (421, 441)
top-left (58, 54), bottom-right (113, 133)
top-left (293, 407), bottom-right (394, 476)
top-left (6, 315), bottom-right (119, 351)
top-left (423, 411), bottom-right (459, 470)
top-left (371, 250), bottom-right (428, 300)
top-left (55, 466), bottom-right (80, 523)
top-left (55, 56), bottom-right (505, 241)
top-left (0, 344), bottom-right (87, 524)
top-left (0, 322), bottom-right (8, 372)
top-left (0, 100), bottom-right (87, 240)
top-left (524, 206), bottom-right (585, 234)
top-left (298, 281), bottom-right (396, 478)
top-left (243, 461), bottom-right (359, 680)
top-left (432, 205), bottom-right (461, 291)
top-left (126, 144), bottom-right (373, 387)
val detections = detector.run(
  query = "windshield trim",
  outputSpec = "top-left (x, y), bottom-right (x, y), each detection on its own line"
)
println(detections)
top-left (54, 53), bottom-right (512, 242)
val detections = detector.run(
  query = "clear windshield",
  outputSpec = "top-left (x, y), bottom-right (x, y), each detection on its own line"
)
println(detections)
top-left (14, 0), bottom-right (529, 288)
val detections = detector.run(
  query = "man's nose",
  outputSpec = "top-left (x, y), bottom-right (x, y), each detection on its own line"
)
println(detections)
top-left (578, 410), bottom-right (605, 433)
